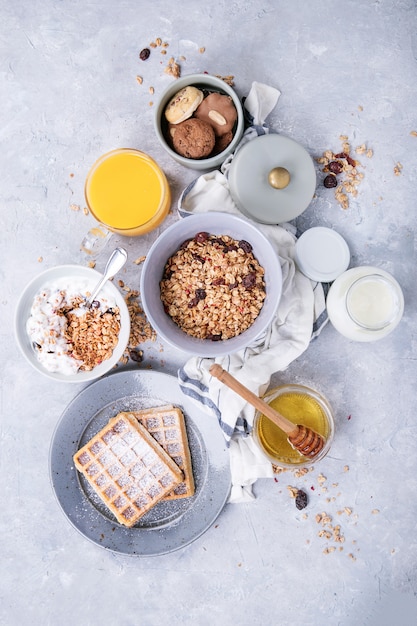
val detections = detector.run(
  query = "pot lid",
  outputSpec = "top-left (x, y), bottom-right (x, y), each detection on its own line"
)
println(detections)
top-left (295, 227), bottom-right (350, 282)
top-left (228, 134), bottom-right (316, 224)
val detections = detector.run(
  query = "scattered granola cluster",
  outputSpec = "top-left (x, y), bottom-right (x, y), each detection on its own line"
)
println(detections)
top-left (117, 281), bottom-right (156, 365)
top-left (136, 37), bottom-right (234, 105)
top-left (317, 135), bottom-right (373, 210)
top-left (276, 463), bottom-right (367, 560)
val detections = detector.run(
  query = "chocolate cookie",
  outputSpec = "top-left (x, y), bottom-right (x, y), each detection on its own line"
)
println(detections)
top-left (213, 131), bottom-right (234, 155)
top-left (194, 93), bottom-right (237, 137)
top-left (171, 118), bottom-right (215, 159)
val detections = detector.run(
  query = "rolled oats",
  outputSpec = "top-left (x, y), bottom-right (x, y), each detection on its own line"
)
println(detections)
top-left (160, 233), bottom-right (266, 341)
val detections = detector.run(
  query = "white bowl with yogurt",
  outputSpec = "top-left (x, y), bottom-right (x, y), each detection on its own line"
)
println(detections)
top-left (15, 265), bottom-right (130, 382)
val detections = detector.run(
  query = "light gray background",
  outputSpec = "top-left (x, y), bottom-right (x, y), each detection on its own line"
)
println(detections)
top-left (1, 1), bottom-right (417, 625)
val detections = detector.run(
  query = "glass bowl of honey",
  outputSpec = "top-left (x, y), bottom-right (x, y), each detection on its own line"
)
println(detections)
top-left (253, 384), bottom-right (335, 468)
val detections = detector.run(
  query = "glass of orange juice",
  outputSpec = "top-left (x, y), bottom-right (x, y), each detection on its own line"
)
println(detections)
top-left (81, 148), bottom-right (171, 254)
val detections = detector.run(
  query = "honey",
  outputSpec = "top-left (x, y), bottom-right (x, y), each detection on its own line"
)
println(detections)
top-left (254, 385), bottom-right (333, 466)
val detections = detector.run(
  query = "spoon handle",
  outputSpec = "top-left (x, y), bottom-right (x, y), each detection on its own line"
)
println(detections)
top-left (209, 364), bottom-right (296, 436)
top-left (87, 247), bottom-right (128, 306)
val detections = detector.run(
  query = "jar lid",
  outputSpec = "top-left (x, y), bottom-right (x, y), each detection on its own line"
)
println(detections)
top-left (295, 227), bottom-right (350, 282)
top-left (228, 134), bottom-right (316, 223)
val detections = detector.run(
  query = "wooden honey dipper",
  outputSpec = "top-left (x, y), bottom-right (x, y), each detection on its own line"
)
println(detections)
top-left (209, 364), bottom-right (325, 459)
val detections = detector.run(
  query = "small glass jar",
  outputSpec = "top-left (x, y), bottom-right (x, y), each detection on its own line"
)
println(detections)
top-left (253, 384), bottom-right (335, 468)
top-left (327, 266), bottom-right (404, 342)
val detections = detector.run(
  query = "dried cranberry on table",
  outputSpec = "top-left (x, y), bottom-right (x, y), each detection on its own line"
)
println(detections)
top-left (139, 48), bottom-right (151, 61)
top-left (323, 174), bottom-right (338, 188)
top-left (327, 160), bottom-right (343, 174)
top-left (295, 489), bottom-right (308, 510)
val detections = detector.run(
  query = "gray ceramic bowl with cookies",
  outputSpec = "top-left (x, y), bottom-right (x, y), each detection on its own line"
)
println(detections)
top-left (154, 74), bottom-right (244, 170)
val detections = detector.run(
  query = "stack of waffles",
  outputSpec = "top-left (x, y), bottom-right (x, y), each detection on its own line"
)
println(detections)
top-left (73, 405), bottom-right (195, 527)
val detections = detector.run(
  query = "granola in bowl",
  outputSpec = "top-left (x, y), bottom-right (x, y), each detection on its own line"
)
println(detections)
top-left (160, 232), bottom-right (266, 341)
top-left (140, 212), bottom-right (282, 357)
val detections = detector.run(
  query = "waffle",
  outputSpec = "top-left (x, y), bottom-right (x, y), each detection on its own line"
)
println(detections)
top-left (73, 412), bottom-right (183, 527)
top-left (133, 405), bottom-right (195, 500)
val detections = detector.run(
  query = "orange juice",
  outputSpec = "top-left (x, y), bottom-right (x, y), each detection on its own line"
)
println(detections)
top-left (85, 149), bottom-right (171, 236)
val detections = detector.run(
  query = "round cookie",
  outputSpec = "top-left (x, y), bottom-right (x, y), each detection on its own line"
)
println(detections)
top-left (213, 131), bottom-right (234, 155)
top-left (194, 93), bottom-right (237, 137)
top-left (171, 118), bottom-right (215, 159)
top-left (164, 86), bottom-right (204, 124)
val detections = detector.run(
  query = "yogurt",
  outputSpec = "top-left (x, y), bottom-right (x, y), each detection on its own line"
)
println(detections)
top-left (26, 278), bottom-right (118, 375)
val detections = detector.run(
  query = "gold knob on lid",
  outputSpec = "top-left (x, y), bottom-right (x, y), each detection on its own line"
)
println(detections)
top-left (268, 167), bottom-right (290, 189)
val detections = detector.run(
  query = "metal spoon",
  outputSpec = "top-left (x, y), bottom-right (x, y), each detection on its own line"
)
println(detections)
top-left (85, 247), bottom-right (128, 308)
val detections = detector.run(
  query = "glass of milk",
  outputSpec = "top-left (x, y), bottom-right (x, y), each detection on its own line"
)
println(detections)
top-left (346, 274), bottom-right (402, 331)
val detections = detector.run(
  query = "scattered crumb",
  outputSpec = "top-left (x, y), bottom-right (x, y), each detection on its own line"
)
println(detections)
top-left (87, 260), bottom-right (96, 269)
top-left (136, 75), bottom-right (143, 85)
top-left (83, 207), bottom-right (89, 216)
top-left (133, 255), bottom-right (146, 265)
top-left (148, 101), bottom-right (154, 107)
top-left (70, 203), bottom-right (80, 212)
top-left (215, 74), bottom-right (235, 87)
top-left (343, 465), bottom-right (349, 472)
top-left (37, 256), bottom-right (43, 263)
top-left (371, 509), bottom-right (380, 515)
top-left (164, 56), bottom-right (181, 78)
top-left (394, 162), bottom-right (403, 176)
top-left (287, 485), bottom-right (299, 498)
top-left (199, 47), bottom-right (206, 54)
top-left (410, 130), bottom-right (417, 137)
top-left (149, 86), bottom-right (154, 95)
top-left (358, 105), bottom-right (363, 111)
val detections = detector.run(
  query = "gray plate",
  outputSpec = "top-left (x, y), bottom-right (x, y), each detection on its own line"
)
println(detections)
top-left (49, 369), bottom-right (231, 556)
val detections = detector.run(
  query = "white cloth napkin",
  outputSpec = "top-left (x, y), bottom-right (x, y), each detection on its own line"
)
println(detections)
top-left (176, 82), bottom-right (328, 502)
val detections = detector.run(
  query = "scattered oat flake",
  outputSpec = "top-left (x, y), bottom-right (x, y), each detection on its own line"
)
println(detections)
top-left (164, 57), bottom-right (181, 78)
top-left (70, 204), bottom-right (80, 211)
top-left (394, 162), bottom-right (403, 176)
top-left (83, 207), bottom-right (89, 215)
top-left (410, 130), bottom-right (417, 137)
top-left (199, 47), bottom-right (205, 53)
top-left (149, 86), bottom-right (154, 94)
top-left (287, 486), bottom-right (299, 498)
top-left (366, 149), bottom-right (373, 158)
top-left (343, 465), bottom-right (349, 472)
top-left (37, 256), bottom-right (43, 263)
top-left (136, 75), bottom-right (143, 85)
top-left (160, 49), bottom-right (167, 55)
top-left (318, 474), bottom-right (327, 485)
top-left (371, 509), bottom-right (380, 514)
top-left (155, 37), bottom-right (162, 46)
top-left (133, 256), bottom-right (146, 265)
top-left (87, 261), bottom-right (96, 268)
